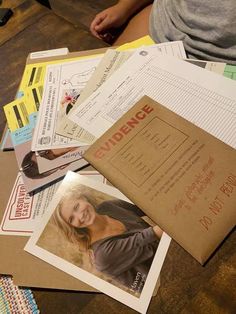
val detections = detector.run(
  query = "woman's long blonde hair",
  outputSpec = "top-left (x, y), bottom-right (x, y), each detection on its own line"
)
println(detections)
top-left (53, 184), bottom-right (98, 251)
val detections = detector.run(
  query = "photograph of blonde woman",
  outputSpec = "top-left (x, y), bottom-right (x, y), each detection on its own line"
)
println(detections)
top-left (36, 178), bottom-right (163, 296)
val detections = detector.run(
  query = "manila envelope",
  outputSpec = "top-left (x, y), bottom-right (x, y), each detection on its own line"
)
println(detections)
top-left (84, 96), bottom-right (236, 264)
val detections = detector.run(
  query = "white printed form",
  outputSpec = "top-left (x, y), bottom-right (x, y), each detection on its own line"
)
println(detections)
top-left (31, 56), bottom-right (102, 151)
top-left (0, 171), bottom-right (106, 236)
top-left (147, 40), bottom-right (186, 59)
top-left (69, 49), bottom-right (236, 149)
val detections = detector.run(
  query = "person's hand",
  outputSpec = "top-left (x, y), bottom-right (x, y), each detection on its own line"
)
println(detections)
top-left (90, 3), bottom-right (130, 41)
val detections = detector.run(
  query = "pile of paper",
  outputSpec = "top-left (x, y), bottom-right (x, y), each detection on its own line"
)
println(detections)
top-left (1, 36), bottom-right (236, 313)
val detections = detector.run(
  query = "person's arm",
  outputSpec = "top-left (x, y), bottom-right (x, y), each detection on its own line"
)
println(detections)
top-left (94, 226), bottom-right (160, 276)
top-left (90, 0), bottom-right (153, 40)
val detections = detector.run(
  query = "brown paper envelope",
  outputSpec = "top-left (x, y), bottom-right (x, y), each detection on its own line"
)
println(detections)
top-left (84, 96), bottom-right (236, 264)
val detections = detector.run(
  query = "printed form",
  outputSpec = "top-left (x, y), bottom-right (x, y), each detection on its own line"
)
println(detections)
top-left (69, 49), bottom-right (236, 149)
top-left (31, 56), bottom-right (102, 151)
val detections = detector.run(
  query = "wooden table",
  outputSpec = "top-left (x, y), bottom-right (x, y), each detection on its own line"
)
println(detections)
top-left (0, 1), bottom-right (235, 313)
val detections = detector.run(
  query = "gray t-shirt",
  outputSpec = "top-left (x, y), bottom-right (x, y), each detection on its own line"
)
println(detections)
top-left (91, 200), bottom-right (159, 293)
top-left (149, 0), bottom-right (236, 64)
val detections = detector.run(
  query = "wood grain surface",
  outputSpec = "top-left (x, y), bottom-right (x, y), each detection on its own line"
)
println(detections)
top-left (0, 1), bottom-right (235, 313)
top-left (49, 0), bottom-right (117, 29)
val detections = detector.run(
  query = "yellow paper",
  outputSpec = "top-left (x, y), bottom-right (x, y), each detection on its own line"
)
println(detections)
top-left (24, 84), bottom-right (43, 111)
top-left (19, 64), bottom-right (46, 91)
top-left (4, 85), bottom-right (43, 132)
top-left (116, 35), bottom-right (155, 51)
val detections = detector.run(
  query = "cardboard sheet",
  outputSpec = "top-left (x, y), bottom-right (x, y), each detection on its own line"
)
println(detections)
top-left (0, 151), bottom-right (96, 291)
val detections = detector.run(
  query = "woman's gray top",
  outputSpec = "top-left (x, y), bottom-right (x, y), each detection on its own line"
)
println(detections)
top-left (149, 0), bottom-right (236, 64)
top-left (91, 200), bottom-right (159, 293)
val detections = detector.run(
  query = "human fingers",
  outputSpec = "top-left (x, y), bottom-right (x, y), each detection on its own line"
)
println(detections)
top-left (90, 13), bottom-right (107, 38)
top-left (93, 13), bottom-right (114, 34)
